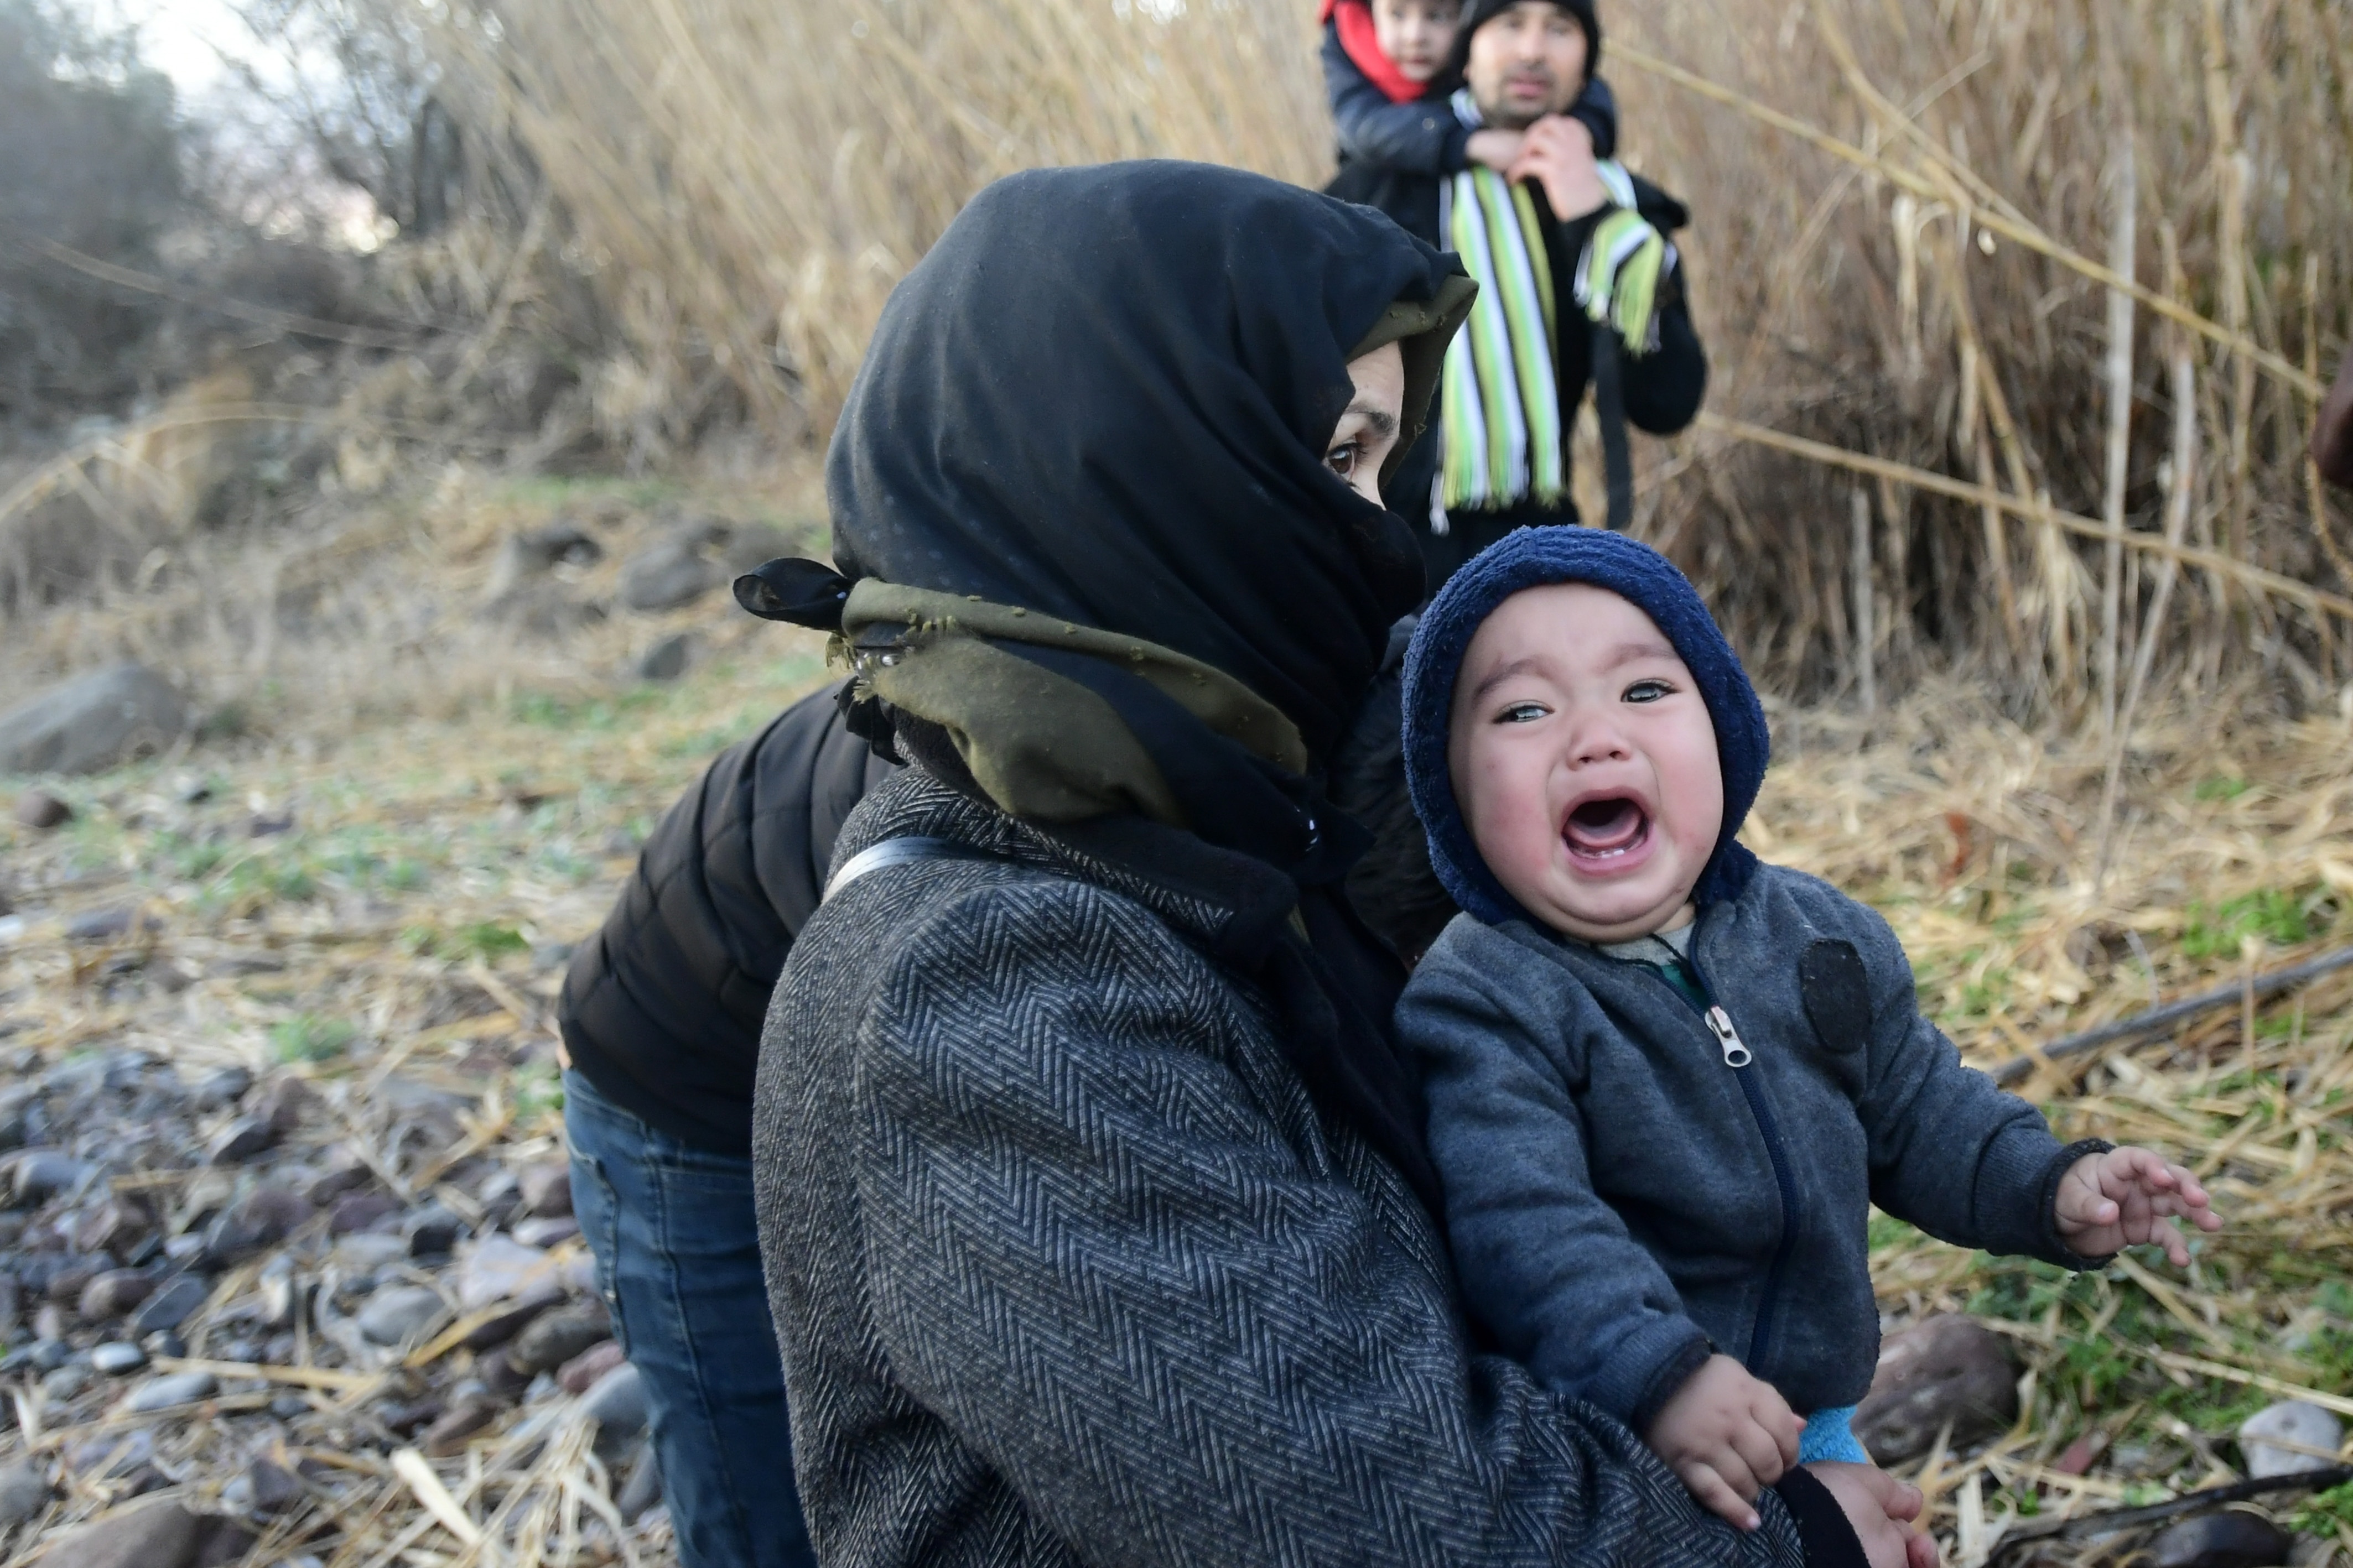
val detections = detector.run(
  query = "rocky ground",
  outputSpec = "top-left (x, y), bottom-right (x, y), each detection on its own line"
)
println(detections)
top-left (2, 478), bottom-right (2353, 1567)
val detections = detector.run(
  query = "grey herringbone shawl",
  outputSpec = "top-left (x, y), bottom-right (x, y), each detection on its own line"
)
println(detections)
top-left (752, 770), bottom-right (1812, 1567)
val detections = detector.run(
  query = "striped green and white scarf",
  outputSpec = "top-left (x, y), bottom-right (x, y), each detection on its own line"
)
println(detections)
top-left (1437, 88), bottom-right (1670, 515)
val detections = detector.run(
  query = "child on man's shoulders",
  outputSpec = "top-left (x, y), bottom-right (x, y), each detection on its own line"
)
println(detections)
top-left (1320, 0), bottom-right (1618, 182)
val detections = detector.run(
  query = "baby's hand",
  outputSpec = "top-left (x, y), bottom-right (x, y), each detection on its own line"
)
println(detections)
top-left (2055, 1145), bottom-right (2221, 1265)
top-left (1644, 1354), bottom-right (1804, 1530)
top-left (1804, 1462), bottom-right (1938, 1568)
top-left (1465, 128), bottom-right (1525, 173)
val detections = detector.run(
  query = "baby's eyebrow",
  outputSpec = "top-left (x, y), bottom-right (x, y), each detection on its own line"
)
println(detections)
top-left (1604, 640), bottom-right (1679, 668)
top-left (1469, 656), bottom-right (1542, 700)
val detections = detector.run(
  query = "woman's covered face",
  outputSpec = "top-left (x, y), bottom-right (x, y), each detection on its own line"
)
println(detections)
top-left (1324, 343), bottom-right (1407, 508)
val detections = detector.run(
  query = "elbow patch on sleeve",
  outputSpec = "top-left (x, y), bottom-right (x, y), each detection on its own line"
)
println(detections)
top-left (1799, 939), bottom-right (1871, 1056)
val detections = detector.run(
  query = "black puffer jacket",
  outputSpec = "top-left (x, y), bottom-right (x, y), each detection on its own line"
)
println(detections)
top-left (558, 680), bottom-right (895, 1153)
top-left (559, 638), bottom-right (1455, 1153)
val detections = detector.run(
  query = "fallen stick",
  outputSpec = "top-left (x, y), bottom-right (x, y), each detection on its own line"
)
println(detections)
top-left (1987, 1464), bottom-right (2353, 1561)
top-left (1988, 946), bottom-right (2353, 1087)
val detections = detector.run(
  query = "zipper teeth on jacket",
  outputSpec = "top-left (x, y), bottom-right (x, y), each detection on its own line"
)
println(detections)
top-left (1624, 941), bottom-right (1805, 1381)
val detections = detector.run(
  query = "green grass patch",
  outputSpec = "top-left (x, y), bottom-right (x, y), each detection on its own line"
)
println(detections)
top-left (2194, 775), bottom-right (2251, 803)
top-left (511, 689), bottom-right (666, 731)
top-left (270, 1014), bottom-right (356, 1064)
top-left (2180, 885), bottom-right (2334, 960)
top-left (2294, 1481), bottom-right (2353, 1539)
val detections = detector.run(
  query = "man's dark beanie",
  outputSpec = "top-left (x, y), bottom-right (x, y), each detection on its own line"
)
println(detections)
top-left (1400, 525), bottom-right (1770, 930)
top-left (1447, 0), bottom-right (1601, 81)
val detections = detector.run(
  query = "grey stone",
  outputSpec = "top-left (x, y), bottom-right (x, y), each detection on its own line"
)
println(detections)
top-left (2238, 1400), bottom-right (2344, 1478)
top-left (191, 1066), bottom-right (253, 1111)
top-left (356, 1285), bottom-right (445, 1347)
top-left (242, 1456), bottom-right (300, 1515)
top-left (2147, 1513), bottom-right (2296, 1568)
top-left (73, 1198), bottom-right (146, 1256)
top-left (487, 522), bottom-right (604, 599)
top-left (77, 1269), bottom-right (156, 1320)
top-left (420, 1394), bottom-right (500, 1457)
top-left (1854, 1314), bottom-right (2019, 1465)
top-left (90, 1341), bottom-right (147, 1376)
top-left (0, 665), bottom-right (189, 777)
top-left (617, 533), bottom-right (718, 612)
top-left (128, 1274), bottom-right (209, 1335)
top-left (329, 1192), bottom-right (401, 1234)
top-left (578, 1361), bottom-right (645, 1435)
top-left (516, 1162), bottom-right (573, 1218)
top-left (511, 1216), bottom-right (579, 1248)
top-left (617, 1441), bottom-right (662, 1523)
top-left (13, 1150), bottom-right (91, 1204)
top-left (205, 1115), bottom-right (278, 1165)
top-left (37, 1497), bottom-right (253, 1568)
top-left (41, 1364), bottom-right (92, 1402)
top-left (403, 1203), bottom-right (466, 1257)
top-left (64, 907), bottom-right (134, 943)
top-left (334, 1232), bottom-right (408, 1270)
top-left (635, 632), bottom-right (694, 682)
top-left (557, 1338), bottom-right (623, 1394)
top-left (508, 1304), bottom-right (611, 1374)
top-left (121, 1369), bottom-right (218, 1413)
top-left (204, 1185), bottom-right (313, 1264)
top-left (13, 790), bottom-right (72, 830)
top-left (454, 1234), bottom-right (556, 1311)
top-left (0, 1460), bottom-right (49, 1525)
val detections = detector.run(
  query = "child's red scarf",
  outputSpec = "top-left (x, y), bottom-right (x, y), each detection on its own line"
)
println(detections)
top-left (1320, 0), bottom-right (1425, 105)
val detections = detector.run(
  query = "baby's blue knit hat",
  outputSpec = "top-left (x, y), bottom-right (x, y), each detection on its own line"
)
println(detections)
top-left (1401, 527), bottom-right (1770, 929)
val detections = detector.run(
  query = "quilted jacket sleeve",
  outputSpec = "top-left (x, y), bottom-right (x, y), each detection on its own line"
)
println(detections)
top-left (851, 874), bottom-right (1811, 1568)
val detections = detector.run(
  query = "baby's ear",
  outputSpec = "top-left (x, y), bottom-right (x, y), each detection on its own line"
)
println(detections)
top-left (1799, 939), bottom-right (1872, 1056)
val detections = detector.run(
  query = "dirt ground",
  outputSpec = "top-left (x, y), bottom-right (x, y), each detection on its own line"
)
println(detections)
top-left (4, 471), bottom-right (2353, 1565)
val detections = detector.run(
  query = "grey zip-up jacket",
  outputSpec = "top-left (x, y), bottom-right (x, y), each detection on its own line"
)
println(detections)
top-left (1398, 863), bottom-right (2106, 1432)
top-left (752, 769), bottom-right (1832, 1567)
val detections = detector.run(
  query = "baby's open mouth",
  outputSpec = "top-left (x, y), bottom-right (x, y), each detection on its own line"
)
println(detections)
top-left (1562, 795), bottom-right (1650, 863)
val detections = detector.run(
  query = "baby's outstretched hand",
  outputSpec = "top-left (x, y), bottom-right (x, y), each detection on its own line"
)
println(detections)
top-left (2054, 1145), bottom-right (2221, 1265)
top-left (1645, 1354), bottom-right (1804, 1530)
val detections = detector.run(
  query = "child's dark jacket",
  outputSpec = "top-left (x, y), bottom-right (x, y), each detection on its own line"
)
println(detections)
top-left (1398, 863), bottom-right (2107, 1432)
top-left (1320, 18), bottom-right (1617, 181)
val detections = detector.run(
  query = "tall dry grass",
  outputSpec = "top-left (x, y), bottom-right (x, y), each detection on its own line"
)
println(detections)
top-left (438, 0), bottom-right (2348, 722)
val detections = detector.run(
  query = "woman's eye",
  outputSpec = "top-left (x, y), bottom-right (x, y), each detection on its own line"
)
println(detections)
top-left (1327, 442), bottom-right (1360, 478)
top-left (1623, 679), bottom-right (1672, 704)
top-left (1497, 701), bottom-right (1546, 724)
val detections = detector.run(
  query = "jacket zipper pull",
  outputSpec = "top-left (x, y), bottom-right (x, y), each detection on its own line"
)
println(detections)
top-left (1705, 1006), bottom-right (1754, 1068)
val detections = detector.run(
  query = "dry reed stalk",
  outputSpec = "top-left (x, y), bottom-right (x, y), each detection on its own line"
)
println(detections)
top-left (1694, 415), bottom-right (2353, 627)
top-left (2095, 72), bottom-right (2136, 739)
top-left (1852, 485), bottom-right (1878, 715)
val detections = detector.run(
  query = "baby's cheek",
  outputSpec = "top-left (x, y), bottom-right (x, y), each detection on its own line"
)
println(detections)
top-left (1466, 760), bottom-right (1555, 892)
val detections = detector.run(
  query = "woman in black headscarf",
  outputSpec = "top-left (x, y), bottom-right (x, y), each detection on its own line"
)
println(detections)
top-left (744, 160), bottom-right (1909, 1568)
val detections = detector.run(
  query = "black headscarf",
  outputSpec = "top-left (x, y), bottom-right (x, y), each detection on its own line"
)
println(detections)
top-left (827, 160), bottom-right (1463, 764)
top-left (759, 163), bottom-right (1472, 1217)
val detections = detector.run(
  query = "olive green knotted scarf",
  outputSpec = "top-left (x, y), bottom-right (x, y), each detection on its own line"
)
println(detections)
top-left (829, 580), bottom-right (1309, 834)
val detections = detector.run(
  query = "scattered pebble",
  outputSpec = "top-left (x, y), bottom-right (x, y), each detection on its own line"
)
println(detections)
top-left (205, 1115), bottom-right (279, 1165)
top-left (0, 1459), bottom-right (50, 1525)
top-left (516, 1162), bottom-right (573, 1218)
top-left (128, 1275), bottom-right (209, 1336)
top-left (1852, 1314), bottom-right (2018, 1465)
top-left (558, 1338), bottom-right (625, 1395)
top-left (12, 790), bottom-right (72, 831)
top-left (90, 1341), bottom-right (147, 1376)
top-left (579, 1362), bottom-right (646, 1435)
top-left (77, 1268), bottom-right (157, 1321)
top-left (121, 1370), bottom-right (218, 1413)
top-left (508, 1304), bottom-right (612, 1375)
top-left (356, 1285), bottom-right (445, 1347)
top-left (2238, 1400), bottom-right (2343, 1478)
top-left (2146, 1512), bottom-right (2295, 1568)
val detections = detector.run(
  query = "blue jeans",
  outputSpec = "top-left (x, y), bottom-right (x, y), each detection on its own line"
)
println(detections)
top-left (565, 1070), bottom-right (816, 1568)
